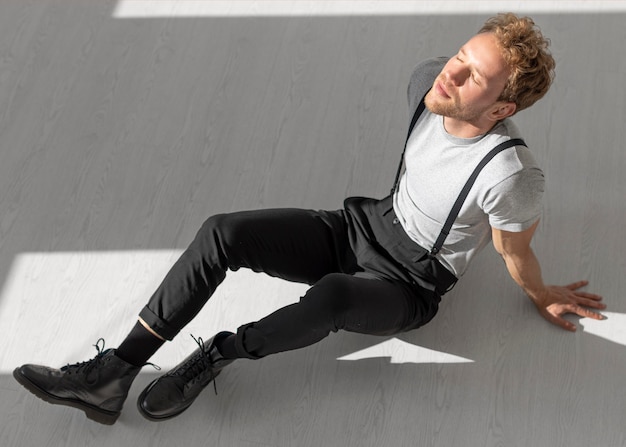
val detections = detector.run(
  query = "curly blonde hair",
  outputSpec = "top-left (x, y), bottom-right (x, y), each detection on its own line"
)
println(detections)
top-left (479, 13), bottom-right (555, 113)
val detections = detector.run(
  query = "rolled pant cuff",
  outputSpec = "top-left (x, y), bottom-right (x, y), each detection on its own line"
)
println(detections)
top-left (235, 323), bottom-right (263, 360)
top-left (138, 306), bottom-right (179, 341)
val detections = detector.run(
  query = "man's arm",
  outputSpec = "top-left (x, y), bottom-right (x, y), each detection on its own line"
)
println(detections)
top-left (492, 221), bottom-right (605, 331)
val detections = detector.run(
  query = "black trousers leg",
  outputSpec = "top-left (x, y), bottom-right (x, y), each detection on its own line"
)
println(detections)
top-left (139, 208), bottom-right (357, 340)
top-left (232, 197), bottom-right (442, 358)
top-left (235, 272), bottom-right (435, 359)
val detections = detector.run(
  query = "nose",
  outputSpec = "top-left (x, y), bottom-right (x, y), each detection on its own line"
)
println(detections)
top-left (444, 62), bottom-right (469, 86)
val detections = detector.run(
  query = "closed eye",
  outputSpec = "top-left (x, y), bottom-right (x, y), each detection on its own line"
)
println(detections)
top-left (456, 55), bottom-right (480, 85)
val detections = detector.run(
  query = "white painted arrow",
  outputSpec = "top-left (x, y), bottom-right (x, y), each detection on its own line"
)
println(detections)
top-left (337, 337), bottom-right (474, 364)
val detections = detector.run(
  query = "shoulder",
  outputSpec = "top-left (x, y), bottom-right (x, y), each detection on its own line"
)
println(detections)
top-left (484, 166), bottom-right (544, 232)
top-left (407, 57), bottom-right (449, 113)
top-left (409, 57), bottom-right (449, 83)
top-left (484, 119), bottom-right (542, 176)
top-left (479, 124), bottom-right (545, 231)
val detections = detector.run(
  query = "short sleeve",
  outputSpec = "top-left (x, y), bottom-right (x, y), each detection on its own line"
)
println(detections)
top-left (483, 167), bottom-right (545, 232)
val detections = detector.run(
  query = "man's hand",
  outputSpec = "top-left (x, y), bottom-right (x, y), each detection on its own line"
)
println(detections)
top-left (532, 280), bottom-right (605, 332)
top-left (492, 224), bottom-right (606, 332)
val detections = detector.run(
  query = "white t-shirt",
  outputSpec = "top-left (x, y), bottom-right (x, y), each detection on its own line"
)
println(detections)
top-left (393, 58), bottom-right (545, 277)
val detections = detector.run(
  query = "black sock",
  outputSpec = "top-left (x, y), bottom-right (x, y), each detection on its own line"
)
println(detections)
top-left (116, 321), bottom-right (165, 366)
top-left (214, 332), bottom-right (238, 359)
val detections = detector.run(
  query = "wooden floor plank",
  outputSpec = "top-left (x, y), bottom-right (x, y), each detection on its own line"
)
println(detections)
top-left (1, 3), bottom-right (625, 447)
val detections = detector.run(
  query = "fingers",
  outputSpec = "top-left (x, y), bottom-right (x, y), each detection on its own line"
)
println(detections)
top-left (574, 290), bottom-right (603, 300)
top-left (544, 301), bottom-right (605, 332)
top-left (539, 281), bottom-right (606, 331)
top-left (559, 302), bottom-right (605, 322)
top-left (565, 280), bottom-right (603, 299)
top-left (545, 312), bottom-right (577, 332)
top-left (565, 280), bottom-right (589, 290)
top-left (546, 309), bottom-right (598, 332)
top-left (540, 304), bottom-right (577, 331)
top-left (565, 280), bottom-right (605, 305)
top-left (576, 296), bottom-right (606, 310)
top-left (572, 304), bottom-right (605, 321)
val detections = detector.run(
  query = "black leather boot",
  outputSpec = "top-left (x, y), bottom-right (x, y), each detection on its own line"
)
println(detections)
top-left (13, 339), bottom-right (141, 425)
top-left (137, 332), bottom-right (234, 421)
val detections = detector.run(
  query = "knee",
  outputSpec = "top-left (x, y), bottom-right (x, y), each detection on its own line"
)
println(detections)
top-left (189, 214), bottom-right (237, 265)
top-left (196, 213), bottom-right (237, 249)
top-left (198, 213), bottom-right (227, 237)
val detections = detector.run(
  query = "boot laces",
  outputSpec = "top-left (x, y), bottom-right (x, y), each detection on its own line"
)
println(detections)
top-left (61, 338), bottom-right (107, 375)
top-left (174, 334), bottom-right (219, 394)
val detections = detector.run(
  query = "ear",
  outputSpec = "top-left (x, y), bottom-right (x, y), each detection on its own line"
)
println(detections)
top-left (488, 101), bottom-right (517, 121)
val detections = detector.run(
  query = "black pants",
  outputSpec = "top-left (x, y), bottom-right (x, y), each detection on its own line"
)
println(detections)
top-left (138, 196), bottom-right (456, 359)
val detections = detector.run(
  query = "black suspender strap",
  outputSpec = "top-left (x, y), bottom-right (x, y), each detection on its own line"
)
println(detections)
top-left (390, 90), bottom-right (527, 259)
top-left (429, 137), bottom-right (527, 256)
top-left (390, 91), bottom-right (430, 196)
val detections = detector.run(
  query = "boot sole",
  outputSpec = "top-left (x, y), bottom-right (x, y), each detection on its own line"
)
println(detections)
top-left (13, 368), bottom-right (120, 425)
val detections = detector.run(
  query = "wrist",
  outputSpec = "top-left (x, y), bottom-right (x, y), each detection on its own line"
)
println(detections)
top-left (525, 286), bottom-right (550, 307)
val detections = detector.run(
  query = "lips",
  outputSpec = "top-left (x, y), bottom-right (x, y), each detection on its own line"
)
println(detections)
top-left (435, 81), bottom-right (451, 99)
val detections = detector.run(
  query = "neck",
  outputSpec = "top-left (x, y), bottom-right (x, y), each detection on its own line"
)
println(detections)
top-left (443, 116), bottom-right (497, 139)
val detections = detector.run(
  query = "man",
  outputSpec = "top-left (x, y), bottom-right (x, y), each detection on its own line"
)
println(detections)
top-left (13, 13), bottom-right (605, 425)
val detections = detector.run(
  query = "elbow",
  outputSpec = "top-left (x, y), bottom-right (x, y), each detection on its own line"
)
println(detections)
top-left (493, 239), bottom-right (508, 260)
top-left (499, 246), bottom-right (533, 266)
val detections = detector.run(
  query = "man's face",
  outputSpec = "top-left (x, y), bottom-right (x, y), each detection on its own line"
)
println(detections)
top-left (425, 32), bottom-right (511, 123)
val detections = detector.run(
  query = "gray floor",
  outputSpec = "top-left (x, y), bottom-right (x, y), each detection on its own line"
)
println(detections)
top-left (1, 2), bottom-right (626, 446)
